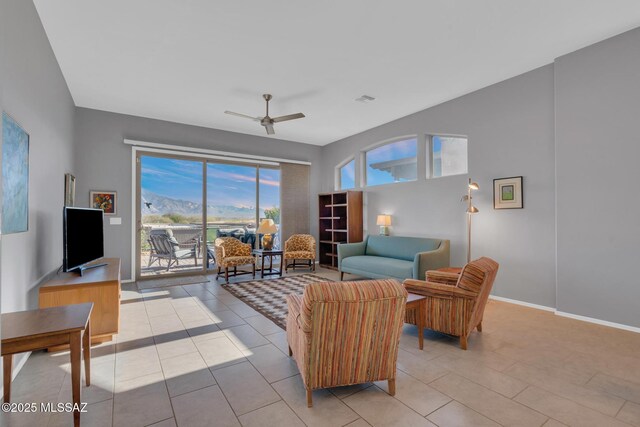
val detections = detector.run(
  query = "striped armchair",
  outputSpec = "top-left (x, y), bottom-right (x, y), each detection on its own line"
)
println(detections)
top-left (286, 279), bottom-right (407, 407)
top-left (403, 257), bottom-right (499, 350)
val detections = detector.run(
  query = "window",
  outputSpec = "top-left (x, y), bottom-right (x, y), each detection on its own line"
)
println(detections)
top-left (338, 159), bottom-right (356, 190)
top-left (431, 136), bottom-right (468, 178)
top-left (366, 138), bottom-right (417, 186)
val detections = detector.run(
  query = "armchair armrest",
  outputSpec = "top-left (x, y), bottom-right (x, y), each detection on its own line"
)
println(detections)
top-left (413, 240), bottom-right (450, 279)
top-left (287, 294), bottom-right (310, 333)
top-left (213, 245), bottom-right (225, 261)
top-left (337, 240), bottom-right (366, 270)
top-left (425, 270), bottom-right (459, 286)
top-left (403, 278), bottom-right (477, 299)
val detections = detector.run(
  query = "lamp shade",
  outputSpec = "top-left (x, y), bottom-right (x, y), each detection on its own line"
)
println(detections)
top-left (257, 218), bottom-right (278, 234)
top-left (468, 181), bottom-right (479, 190)
top-left (467, 206), bottom-right (479, 214)
top-left (376, 214), bottom-right (392, 226)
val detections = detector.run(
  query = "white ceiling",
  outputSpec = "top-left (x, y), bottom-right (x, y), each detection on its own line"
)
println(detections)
top-left (34, 1), bottom-right (640, 146)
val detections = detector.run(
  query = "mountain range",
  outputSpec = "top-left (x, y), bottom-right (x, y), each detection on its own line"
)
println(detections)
top-left (141, 190), bottom-right (263, 219)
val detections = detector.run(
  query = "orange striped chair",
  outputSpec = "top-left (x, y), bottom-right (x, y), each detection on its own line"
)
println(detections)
top-left (286, 279), bottom-right (407, 407)
top-left (403, 257), bottom-right (499, 350)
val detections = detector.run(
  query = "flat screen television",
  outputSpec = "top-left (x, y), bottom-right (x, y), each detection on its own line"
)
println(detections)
top-left (63, 207), bottom-right (106, 275)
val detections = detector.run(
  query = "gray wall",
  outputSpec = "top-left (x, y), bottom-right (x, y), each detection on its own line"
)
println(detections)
top-left (555, 27), bottom-right (640, 328)
top-left (0, 0), bottom-right (76, 313)
top-left (320, 66), bottom-right (558, 308)
top-left (320, 26), bottom-right (640, 328)
top-left (74, 108), bottom-right (322, 280)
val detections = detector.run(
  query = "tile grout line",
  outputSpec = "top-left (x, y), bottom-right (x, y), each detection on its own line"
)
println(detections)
top-left (613, 399), bottom-right (627, 419)
top-left (183, 281), bottom-right (247, 425)
top-left (140, 282), bottom-right (179, 426)
top-left (209, 272), bottom-right (314, 425)
top-left (210, 283), bottom-right (291, 419)
top-left (505, 365), bottom-right (630, 418)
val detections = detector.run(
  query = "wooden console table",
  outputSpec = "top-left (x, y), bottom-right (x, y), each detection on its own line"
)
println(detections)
top-left (2, 303), bottom-right (92, 427)
top-left (39, 258), bottom-right (120, 346)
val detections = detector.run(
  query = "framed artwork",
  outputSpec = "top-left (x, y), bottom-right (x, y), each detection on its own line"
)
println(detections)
top-left (90, 190), bottom-right (117, 215)
top-left (494, 176), bottom-right (523, 209)
top-left (64, 173), bottom-right (76, 207)
top-left (2, 112), bottom-right (30, 234)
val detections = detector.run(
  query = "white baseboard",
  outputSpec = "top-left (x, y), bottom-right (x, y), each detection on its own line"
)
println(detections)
top-left (555, 311), bottom-right (640, 334)
top-left (489, 295), bottom-right (639, 333)
top-left (488, 295), bottom-right (555, 312)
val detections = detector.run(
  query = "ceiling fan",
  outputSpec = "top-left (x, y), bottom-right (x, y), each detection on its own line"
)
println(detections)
top-left (225, 94), bottom-right (305, 135)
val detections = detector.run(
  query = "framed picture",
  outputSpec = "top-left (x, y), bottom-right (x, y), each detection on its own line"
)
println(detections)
top-left (64, 173), bottom-right (76, 207)
top-left (90, 190), bottom-right (117, 215)
top-left (2, 112), bottom-right (30, 234)
top-left (494, 176), bottom-right (523, 209)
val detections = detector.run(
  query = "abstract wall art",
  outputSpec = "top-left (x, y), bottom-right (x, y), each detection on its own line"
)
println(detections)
top-left (2, 112), bottom-right (30, 234)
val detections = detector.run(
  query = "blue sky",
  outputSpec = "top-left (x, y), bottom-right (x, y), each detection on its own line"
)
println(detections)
top-left (340, 159), bottom-right (355, 189)
top-left (141, 156), bottom-right (280, 209)
top-left (366, 138), bottom-right (417, 186)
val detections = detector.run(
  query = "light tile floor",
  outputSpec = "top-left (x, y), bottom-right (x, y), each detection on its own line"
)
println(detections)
top-left (4, 267), bottom-right (640, 426)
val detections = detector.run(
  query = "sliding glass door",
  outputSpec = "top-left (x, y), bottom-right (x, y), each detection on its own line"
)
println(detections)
top-left (136, 152), bottom-right (281, 279)
top-left (137, 155), bottom-right (206, 278)
top-left (206, 163), bottom-right (258, 269)
top-left (259, 167), bottom-right (281, 248)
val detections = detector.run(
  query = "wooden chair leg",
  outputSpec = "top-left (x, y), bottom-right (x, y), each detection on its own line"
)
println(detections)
top-left (388, 378), bottom-right (396, 396)
top-left (225, 268), bottom-right (229, 284)
top-left (3, 354), bottom-right (12, 403)
top-left (477, 321), bottom-right (482, 332)
top-left (460, 335), bottom-right (468, 350)
top-left (288, 346), bottom-right (293, 357)
top-left (306, 389), bottom-right (313, 408)
top-left (340, 271), bottom-right (344, 281)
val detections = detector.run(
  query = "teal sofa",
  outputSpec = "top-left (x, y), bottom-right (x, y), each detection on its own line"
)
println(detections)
top-left (337, 235), bottom-right (450, 281)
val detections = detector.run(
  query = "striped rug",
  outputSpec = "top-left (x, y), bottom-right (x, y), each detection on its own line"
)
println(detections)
top-left (221, 274), bottom-right (332, 329)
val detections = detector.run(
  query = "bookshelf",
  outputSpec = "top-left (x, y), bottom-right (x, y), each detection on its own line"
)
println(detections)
top-left (318, 190), bottom-right (363, 269)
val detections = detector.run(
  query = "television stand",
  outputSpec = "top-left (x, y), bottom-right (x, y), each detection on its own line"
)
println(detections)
top-left (74, 262), bottom-right (108, 276)
top-left (39, 258), bottom-right (120, 348)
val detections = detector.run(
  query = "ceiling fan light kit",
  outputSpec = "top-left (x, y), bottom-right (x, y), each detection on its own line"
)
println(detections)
top-left (225, 94), bottom-right (305, 135)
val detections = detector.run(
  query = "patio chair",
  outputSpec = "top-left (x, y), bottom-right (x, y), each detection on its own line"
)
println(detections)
top-left (147, 229), bottom-right (198, 271)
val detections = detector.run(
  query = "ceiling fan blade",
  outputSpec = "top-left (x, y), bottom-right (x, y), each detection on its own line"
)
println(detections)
top-left (265, 124), bottom-right (275, 135)
top-left (272, 113), bottom-right (305, 123)
top-left (224, 111), bottom-right (261, 121)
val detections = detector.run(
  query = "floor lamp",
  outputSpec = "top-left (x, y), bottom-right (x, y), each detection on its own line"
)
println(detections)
top-left (463, 179), bottom-right (479, 264)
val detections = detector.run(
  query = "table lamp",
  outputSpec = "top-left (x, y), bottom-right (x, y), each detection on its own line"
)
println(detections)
top-left (376, 214), bottom-right (392, 236)
top-left (257, 219), bottom-right (278, 250)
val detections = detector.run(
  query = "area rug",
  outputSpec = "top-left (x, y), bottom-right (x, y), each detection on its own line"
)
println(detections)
top-left (137, 275), bottom-right (209, 290)
top-left (222, 274), bottom-right (332, 329)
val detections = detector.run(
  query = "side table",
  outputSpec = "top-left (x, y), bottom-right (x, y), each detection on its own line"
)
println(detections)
top-left (252, 249), bottom-right (284, 278)
top-left (2, 303), bottom-right (93, 427)
top-left (405, 293), bottom-right (427, 350)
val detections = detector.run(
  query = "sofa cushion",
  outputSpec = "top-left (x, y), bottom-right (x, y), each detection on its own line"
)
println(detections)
top-left (341, 255), bottom-right (413, 280)
top-left (365, 236), bottom-right (441, 261)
